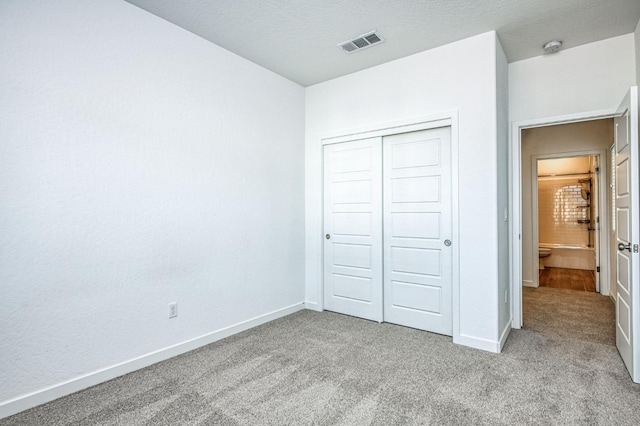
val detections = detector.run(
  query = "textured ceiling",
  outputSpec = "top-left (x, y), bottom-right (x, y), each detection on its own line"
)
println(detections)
top-left (125, 0), bottom-right (640, 86)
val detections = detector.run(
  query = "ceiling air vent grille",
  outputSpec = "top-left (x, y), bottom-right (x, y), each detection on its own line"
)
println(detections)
top-left (338, 31), bottom-right (385, 54)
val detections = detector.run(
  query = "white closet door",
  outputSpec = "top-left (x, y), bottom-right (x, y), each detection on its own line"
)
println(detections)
top-left (383, 127), bottom-right (452, 335)
top-left (323, 137), bottom-right (383, 322)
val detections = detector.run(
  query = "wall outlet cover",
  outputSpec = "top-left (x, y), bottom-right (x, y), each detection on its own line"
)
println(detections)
top-left (169, 302), bottom-right (178, 318)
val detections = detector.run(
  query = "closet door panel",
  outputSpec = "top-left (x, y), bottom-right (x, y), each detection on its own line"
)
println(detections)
top-left (323, 138), bottom-right (383, 322)
top-left (383, 127), bottom-right (453, 335)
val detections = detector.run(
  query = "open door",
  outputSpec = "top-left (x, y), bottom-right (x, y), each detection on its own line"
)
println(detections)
top-left (614, 87), bottom-right (640, 382)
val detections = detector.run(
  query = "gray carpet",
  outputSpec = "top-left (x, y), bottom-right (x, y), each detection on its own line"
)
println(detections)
top-left (4, 287), bottom-right (640, 425)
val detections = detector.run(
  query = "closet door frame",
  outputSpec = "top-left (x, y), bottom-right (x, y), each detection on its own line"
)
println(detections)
top-left (320, 111), bottom-right (460, 340)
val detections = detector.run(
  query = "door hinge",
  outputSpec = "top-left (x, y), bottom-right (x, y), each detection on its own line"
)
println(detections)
top-left (596, 266), bottom-right (600, 273)
top-left (634, 244), bottom-right (639, 253)
top-left (595, 167), bottom-right (600, 174)
top-left (596, 216), bottom-right (600, 223)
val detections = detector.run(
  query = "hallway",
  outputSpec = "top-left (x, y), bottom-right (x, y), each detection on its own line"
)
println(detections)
top-left (523, 286), bottom-right (613, 344)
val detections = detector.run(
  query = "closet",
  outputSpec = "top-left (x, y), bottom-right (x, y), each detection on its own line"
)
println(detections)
top-left (323, 126), bottom-right (453, 336)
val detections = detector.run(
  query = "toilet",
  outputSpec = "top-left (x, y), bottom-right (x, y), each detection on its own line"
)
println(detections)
top-left (539, 247), bottom-right (552, 270)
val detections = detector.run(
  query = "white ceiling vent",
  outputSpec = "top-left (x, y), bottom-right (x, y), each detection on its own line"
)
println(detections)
top-left (338, 31), bottom-right (385, 54)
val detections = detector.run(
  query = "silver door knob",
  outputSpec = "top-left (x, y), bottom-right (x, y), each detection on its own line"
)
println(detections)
top-left (618, 242), bottom-right (631, 252)
top-left (326, 234), bottom-right (331, 240)
top-left (444, 239), bottom-right (452, 246)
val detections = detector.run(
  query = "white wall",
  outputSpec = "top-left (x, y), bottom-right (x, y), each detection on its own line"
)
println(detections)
top-left (510, 34), bottom-right (636, 123)
top-left (0, 0), bottom-right (304, 412)
top-left (496, 38), bottom-right (511, 345)
top-left (520, 120), bottom-right (613, 287)
top-left (635, 19), bottom-right (640, 85)
top-left (305, 32), bottom-right (503, 351)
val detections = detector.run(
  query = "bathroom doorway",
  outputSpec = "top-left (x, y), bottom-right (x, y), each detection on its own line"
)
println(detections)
top-left (534, 155), bottom-right (600, 292)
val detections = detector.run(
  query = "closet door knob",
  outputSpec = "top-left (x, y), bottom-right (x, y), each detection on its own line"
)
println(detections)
top-left (326, 234), bottom-right (331, 240)
top-left (444, 239), bottom-right (452, 247)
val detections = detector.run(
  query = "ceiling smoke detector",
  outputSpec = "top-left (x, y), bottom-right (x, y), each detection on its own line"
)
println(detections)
top-left (338, 31), bottom-right (385, 54)
top-left (542, 40), bottom-right (563, 54)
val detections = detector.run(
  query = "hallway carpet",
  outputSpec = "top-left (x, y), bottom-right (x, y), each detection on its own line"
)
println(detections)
top-left (4, 287), bottom-right (640, 425)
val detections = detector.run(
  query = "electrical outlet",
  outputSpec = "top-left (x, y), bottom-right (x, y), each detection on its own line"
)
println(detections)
top-left (169, 302), bottom-right (178, 318)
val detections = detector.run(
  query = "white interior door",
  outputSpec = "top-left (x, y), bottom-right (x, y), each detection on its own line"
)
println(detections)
top-left (383, 127), bottom-right (453, 335)
top-left (615, 87), bottom-right (640, 382)
top-left (323, 137), bottom-right (383, 322)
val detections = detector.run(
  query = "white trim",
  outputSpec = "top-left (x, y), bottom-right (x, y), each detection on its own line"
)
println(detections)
top-left (454, 333), bottom-right (501, 353)
top-left (522, 280), bottom-right (536, 288)
top-left (499, 320), bottom-right (512, 351)
top-left (510, 108), bottom-right (617, 329)
top-left (0, 302), bottom-right (305, 420)
top-left (531, 155), bottom-right (540, 288)
top-left (316, 137), bottom-right (326, 311)
top-left (320, 111), bottom-right (461, 343)
top-left (513, 109), bottom-right (616, 131)
top-left (304, 301), bottom-right (321, 311)
top-left (321, 112), bottom-right (455, 145)
top-left (450, 116), bottom-right (461, 344)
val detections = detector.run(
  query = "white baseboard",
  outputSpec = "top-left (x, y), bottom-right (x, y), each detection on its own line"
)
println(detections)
top-left (304, 301), bottom-right (321, 311)
top-left (522, 280), bottom-right (536, 288)
top-left (454, 333), bottom-right (501, 353)
top-left (498, 320), bottom-right (512, 352)
top-left (0, 302), bottom-right (305, 420)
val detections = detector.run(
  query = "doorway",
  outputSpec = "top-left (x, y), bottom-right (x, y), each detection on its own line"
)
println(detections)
top-left (534, 154), bottom-right (601, 293)
top-left (511, 116), bottom-right (615, 329)
top-left (512, 88), bottom-right (640, 382)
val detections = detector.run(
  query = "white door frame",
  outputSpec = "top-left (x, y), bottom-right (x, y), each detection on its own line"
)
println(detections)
top-left (320, 111), bottom-right (461, 340)
top-left (510, 109), bottom-right (617, 328)
top-left (530, 150), bottom-right (607, 290)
